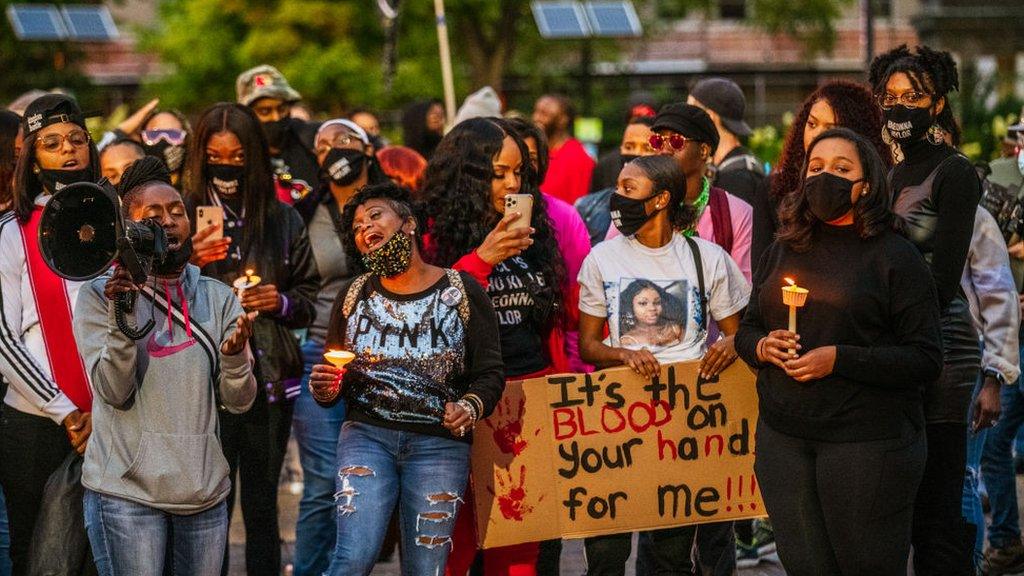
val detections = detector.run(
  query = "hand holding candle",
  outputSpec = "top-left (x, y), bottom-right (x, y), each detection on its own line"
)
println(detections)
top-left (781, 278), bottom-right (809, 355)
top-left (310, 349), bottom-right (354, 403)
top-left (232, 269), bottom-right (261, 300)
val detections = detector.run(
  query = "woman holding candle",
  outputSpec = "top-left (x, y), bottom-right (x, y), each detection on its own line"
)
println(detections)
top-left (736, 128), bottom-right (943, 576)
top-left (870, 45), bottom-right (988, 574)
top-left (308, 182), bottom-right (504, 576)
top-left (183, 102), bottom-right (320, 576)
top-left (577, 154), bottom-right (750, 575)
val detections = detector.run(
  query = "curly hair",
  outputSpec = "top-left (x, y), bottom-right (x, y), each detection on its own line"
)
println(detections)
top-left (339, 181), bottom-right (422, 270)
top-left (183, 102), bottom-right (278, 265)
top-left (422, 117), bottom-right (567, 330)
top-left (771, 80), bottom-right (890, 201)
top-left (777, 128), bottom-right (894, 253)
top-left (869, 44), bottom-right (961, 145)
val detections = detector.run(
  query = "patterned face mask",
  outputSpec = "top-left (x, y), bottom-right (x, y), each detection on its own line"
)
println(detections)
top-left (362, 230), bottom-right (413, 278)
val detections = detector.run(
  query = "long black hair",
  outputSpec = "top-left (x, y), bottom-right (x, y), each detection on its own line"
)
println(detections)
top-left (619, 278), bottom-right (686, 333)
top-left (777, 127), bottom-right (893, 253)
top-left (869, 44), bottom-right (962, 146)
top-left (0, 111), bottom-right (20, 208)
top-left (184, 102), bottom-right (278, 265)
top-left (503, 116), bottom-right (548, 184)
top-left (628, 155), bottom-right (699, 232)
top-left (13, 126), bottom-right (100, 223)
top-left (402, 99), bottom-right (443, 159)
top-left (422, 117), bottom-right (567, 328)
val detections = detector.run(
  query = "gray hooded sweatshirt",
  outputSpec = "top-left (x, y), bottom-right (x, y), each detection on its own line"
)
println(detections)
top-left (74, 264), bottom-right (256, 514)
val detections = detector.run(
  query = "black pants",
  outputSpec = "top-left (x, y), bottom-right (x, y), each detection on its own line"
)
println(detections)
top-left (911, 422), bottom-right (974, 576)
top-left (219, 393), bottom-right (293, 576)
top-left (0, 407), bottom-right (73, 576)
top-left (583, 522), bottom-right (735, 576)
top-left (754, 419), bottom-right (925, 576)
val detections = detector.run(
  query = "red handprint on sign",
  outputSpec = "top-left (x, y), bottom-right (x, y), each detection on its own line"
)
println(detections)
top-left (488, 465), bottom-right (534, 521)
top-left (485, 396), bottom-right (538, 456)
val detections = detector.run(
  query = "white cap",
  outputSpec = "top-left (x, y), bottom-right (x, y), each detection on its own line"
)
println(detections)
top-left (316, 118), bottom-right (370, 146)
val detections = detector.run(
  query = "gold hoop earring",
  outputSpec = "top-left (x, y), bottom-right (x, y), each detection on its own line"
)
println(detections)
top-left (926, 124), bottom-right (945, 146)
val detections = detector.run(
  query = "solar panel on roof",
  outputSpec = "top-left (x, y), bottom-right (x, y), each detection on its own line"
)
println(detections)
top-left (61, 5), bottom-right (118, 42)
top-left (585, 1), bottom-right (642, 37)
top-left (531, 1), bottom-right (591, 39)
top-left (6, 4), bottom-right (66, 41)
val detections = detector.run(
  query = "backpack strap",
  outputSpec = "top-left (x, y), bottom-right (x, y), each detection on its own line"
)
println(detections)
top-left (708, 187), bottom-right (734, 255)
top-left (444, 269), bottom-right (472, 327)
top-left (342, 273), bottom-right (372, 318)
top-left (684, 236), bottom-right (708, 331)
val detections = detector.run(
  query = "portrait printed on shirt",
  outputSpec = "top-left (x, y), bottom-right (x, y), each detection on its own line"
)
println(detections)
top-left (614, 278), bottom-right (693, 352)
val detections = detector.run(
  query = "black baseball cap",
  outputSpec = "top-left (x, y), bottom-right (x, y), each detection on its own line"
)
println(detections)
top-left (690, 78), bottom-right (752, 138)
top-left (651, 103), bottom-right (720, 154)
top-left (22, 94), bottom-right (86, 136)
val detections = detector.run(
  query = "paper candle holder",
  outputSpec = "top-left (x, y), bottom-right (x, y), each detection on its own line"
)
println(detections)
top-left (324, 350), bottom-right (356, 368)
top-left (781, 285), bottom-right (809, 308)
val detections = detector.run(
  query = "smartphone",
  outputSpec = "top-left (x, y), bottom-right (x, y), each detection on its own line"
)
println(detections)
top-left (504, 194), bottom-right (534, 231)
top-left (196, 206), bottom-right (224, 241)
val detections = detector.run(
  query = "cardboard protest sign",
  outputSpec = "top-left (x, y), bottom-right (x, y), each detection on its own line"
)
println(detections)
top-left (471, 361), bottom-right (763, 548)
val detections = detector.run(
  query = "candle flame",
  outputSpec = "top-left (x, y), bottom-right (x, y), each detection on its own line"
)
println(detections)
top-left (784, 277), bottom-right (795, 286)
top-left (245, 269), bottom-right (254, 276)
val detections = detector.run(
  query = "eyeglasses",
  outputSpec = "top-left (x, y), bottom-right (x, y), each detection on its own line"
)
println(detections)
top-left (649, 132), bottom-right (690, 152)
top-left (141, 129), bottom-right (186, 146)
top-left (36, 129), bottom-right (90, 152)
top-left (316, 135), bottom-right (359, 155)
top-left (876, 91), bottom-right (932, 110)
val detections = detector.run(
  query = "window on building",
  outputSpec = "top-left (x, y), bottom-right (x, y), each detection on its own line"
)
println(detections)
top-left (719, 0), bottom-right (747, 20)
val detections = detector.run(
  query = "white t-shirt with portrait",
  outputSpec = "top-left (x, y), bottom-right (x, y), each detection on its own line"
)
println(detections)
top-left (578, 233), bottom-right (751, 363)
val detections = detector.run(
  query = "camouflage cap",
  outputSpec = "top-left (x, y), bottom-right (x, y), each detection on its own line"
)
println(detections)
top-left (236, 65), bottom-right (301, 107)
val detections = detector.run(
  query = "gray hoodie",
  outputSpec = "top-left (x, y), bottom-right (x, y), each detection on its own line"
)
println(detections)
top-left (74, 264), bottom-right (256, 514)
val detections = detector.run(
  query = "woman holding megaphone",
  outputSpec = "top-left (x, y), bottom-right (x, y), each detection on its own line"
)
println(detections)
top-left (74, 157), bottom-right (258, 575)
top-left (0, 94), bottom-right (99, 574)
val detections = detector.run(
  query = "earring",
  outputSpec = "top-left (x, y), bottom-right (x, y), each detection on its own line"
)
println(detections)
top-left (861, 185), bottom-right (870, 197)
top-left (882, 127), bottom-right (904, 164)
top-left (32, 165), bottom-right (40, 175)
top-left (926, 124), bottom-right (945, 146)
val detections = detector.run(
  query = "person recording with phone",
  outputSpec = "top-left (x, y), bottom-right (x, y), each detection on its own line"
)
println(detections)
top-left (73, 157), bottom-right (257, 576)
top-left (183, 102), bottom-right (319, 576)
top-left (0, 94), bottom-right (98, 574)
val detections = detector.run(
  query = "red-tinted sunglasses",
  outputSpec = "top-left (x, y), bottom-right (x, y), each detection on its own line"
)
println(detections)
top-left (649, 132), bottom-right (690, 151)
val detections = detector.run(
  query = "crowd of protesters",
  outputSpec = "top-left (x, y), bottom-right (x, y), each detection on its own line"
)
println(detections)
top-left (0, 42), bottom-right (1023, 576)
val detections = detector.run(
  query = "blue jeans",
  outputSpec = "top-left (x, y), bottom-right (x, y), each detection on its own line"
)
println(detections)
top-left (963, 376), bottom-right (987, 568)
top-left (291, 339), bottom-right (347, 576)
top-left (84, 489), bottom-right (228, 576)
top-left (327, 421), bottom-right (470, 576)
top-left (981, 355), bottom-right (1024, 549)
top-left (0, 489), bottom-right (10, 576)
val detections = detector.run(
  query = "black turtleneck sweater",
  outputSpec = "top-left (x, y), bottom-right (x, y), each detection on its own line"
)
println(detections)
top-left (736, 225), bottom-right (943, 441)
top-left (890, 138), bottom-right (981, 310)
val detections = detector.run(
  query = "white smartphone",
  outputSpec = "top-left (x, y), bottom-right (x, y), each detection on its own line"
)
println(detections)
top-left (196, 206), bottom-right (224, 241)
top-left (504, 194), bottom-right (534, 231)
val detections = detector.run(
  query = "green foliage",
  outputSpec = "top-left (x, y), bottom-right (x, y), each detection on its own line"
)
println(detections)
top-left (954, 63), bottom-right (1023, 162)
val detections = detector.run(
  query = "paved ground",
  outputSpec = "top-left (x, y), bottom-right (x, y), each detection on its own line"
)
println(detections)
top-left (227, 488), bottom-right (784, 576)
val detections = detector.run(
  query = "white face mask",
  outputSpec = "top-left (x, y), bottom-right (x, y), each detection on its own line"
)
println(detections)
top-left (1017, 150), bottom-right (1024, 177)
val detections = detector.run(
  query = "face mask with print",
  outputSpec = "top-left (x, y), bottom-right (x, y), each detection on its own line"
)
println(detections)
top-left (323, 148), bottom-right (367, 186)
top-left (610, 192), bottom-right (661, 236)
top-left (144, 141), bottom-right (186, 173)
top-left (883, 105), bottom-right (933, 144)
top-left (207, 163), bottom-right (244, 196)
top-left (38, 167), bottom-right (92, 193)
top-left (362, 230), bottom-right (413, 278)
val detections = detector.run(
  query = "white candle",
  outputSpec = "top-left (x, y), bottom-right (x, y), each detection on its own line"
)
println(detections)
top-left (781, 278), bottom-right (809, 355)
top-left (232, 269), bottom-right (261, 300)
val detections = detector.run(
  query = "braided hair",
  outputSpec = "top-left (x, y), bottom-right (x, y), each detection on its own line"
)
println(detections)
top-left (117, 156), bottom-right (173, 216)
top-left (869, 44), bottom-right (961, 144)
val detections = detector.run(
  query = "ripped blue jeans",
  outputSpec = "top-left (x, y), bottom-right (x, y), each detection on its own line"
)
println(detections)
top-left (327, 420), bottom-right (470, 576)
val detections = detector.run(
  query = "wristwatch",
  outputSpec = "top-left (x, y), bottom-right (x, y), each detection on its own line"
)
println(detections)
top-left (983, 368), bottom-right (1007, 386)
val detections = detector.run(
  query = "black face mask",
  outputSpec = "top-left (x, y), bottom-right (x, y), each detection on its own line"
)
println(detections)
top-left (144, 141), bottom-right (186, 173)
top-left (610, 192), bottom-right (662, 236)
top-left (620, 154), bottom-right (640, 167)
top-left (322, 148), bottom-right (367, 186)
top-left (38, 167), bottom-right (92, 193)
top-left (207, 164), bottom-right (244, 196)
top-left (883, 105), bottom-right (933, 144)
top-left (803, 173), bottom-right (862, 223)
top-left (262, 118), bottom-right (289, 150)
top-left (152, 236), bottom-right (193, 277)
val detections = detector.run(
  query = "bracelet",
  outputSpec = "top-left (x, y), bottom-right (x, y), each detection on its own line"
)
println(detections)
top-left (757, 337), bottom-right (767, 362)
top-left (456, 398), bottom-right (478, 426)
top-left (310, 378), bottom-right (340, 404)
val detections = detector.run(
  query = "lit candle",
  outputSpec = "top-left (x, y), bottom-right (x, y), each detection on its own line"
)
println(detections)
top-left (781, 277), bottom-right (809, 355)
top-left (232, 269), bottom-right (262, 300)
top-left (323, 349), bottom-right (356, 368)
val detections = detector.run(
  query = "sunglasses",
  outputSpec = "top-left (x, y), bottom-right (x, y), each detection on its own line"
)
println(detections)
top-left (649, 132), bottom-right (690, 151)
top-left (142, 129), bottom-right (187, 146)
top-left (36, 129), bottom-right (90, 152)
